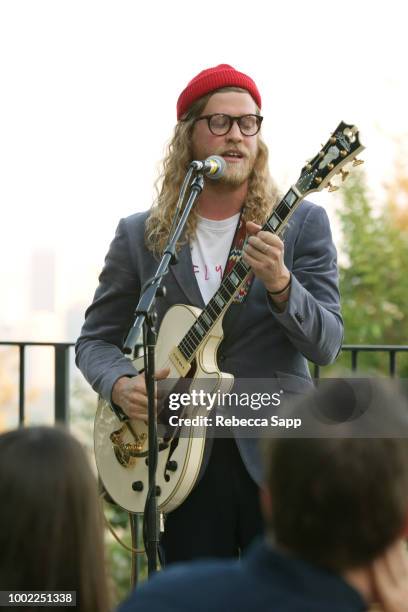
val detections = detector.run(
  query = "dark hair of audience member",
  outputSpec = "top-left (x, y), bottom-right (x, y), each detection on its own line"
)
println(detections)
top-left (0, 426), bottom-right (109, 611)
top-left (264, 379), bottom-right (408, 572)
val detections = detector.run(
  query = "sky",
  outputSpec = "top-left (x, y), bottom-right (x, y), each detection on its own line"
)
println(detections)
top-left (0, 0), bottom-right (407, 342)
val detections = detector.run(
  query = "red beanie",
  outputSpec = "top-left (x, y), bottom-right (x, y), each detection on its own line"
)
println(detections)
top-left (176, 64), bottom-right (261, 120)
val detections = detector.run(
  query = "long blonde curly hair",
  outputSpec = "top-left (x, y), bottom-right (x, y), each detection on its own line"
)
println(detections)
top-left (145, 87), bottom-right (280, 256)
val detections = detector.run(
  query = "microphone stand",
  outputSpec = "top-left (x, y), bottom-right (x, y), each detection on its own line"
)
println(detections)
top-left (123, 171), bottom-right (205, 577)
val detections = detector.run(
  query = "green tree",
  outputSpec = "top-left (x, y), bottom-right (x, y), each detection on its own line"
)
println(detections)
top-left (334, 170), bottom-right (408, 374)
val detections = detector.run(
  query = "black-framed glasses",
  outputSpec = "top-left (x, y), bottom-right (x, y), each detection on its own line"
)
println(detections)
top-left (195, 113), bottom-right (263, 137)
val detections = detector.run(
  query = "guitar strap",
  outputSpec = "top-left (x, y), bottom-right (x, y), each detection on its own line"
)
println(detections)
top-left (222, 209), bottom-right (254, 303)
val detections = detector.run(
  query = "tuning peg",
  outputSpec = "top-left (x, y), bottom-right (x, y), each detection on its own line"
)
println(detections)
top-left (314, 176), bottom-right (323, 184)
top-left (328, 182), bottom-right (339, 192)
top-left (340, 169), bottom-right (349, 181)
top-left (352, 158), bottom-right (364, 166)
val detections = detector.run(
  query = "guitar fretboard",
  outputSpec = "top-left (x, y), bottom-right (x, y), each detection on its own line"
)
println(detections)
top-left (178, 186), bottom-right (301, 361)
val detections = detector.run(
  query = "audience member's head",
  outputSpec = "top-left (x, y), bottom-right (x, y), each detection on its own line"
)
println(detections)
top-left (262, 379), bottom-right (408, 572)
top-left (0, 426), bottom-right (109, 612)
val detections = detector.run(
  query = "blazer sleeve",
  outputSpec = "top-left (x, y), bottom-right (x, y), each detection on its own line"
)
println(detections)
top-left (75, 218), bottom-right (141, 403)
top-left (268, 204), bottom-right (343, 365)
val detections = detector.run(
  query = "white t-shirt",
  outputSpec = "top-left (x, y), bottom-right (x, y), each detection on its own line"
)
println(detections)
top-left (190, 213), bottom-right (240, 305)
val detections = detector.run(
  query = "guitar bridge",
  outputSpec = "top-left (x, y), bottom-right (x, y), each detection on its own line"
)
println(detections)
top-left (110, 426), bottom-right (147, 468)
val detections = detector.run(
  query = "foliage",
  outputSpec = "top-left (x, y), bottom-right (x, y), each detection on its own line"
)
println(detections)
top-left (102, 502), bottom-right (146, 608)
top-left (333, 170), bottom-right (408, 375)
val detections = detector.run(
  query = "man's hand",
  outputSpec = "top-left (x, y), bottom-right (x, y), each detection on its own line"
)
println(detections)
top-left (244, 221), bottom-right (290, 294)
top-left (370, 540), bottom-right (408, 612)
top-left (112, 367), bottom-right (170, 420)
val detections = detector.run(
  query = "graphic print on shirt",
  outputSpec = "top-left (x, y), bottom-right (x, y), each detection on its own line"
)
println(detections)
top-left (190, 214), bottom-right (240, 305)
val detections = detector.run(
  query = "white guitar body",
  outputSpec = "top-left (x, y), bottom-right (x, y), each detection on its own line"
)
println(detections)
top-left (94, 303), bottom-right (234, 514)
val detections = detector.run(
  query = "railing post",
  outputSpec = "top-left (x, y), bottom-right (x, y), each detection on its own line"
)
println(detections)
top-left (351, 350), bottom-right (358, 372)
top-left (54, 345), bottom-right (70, 424)
top-left (389, 351), bottom-right (396, 378)
top-left (19, 344), bottom-right (25, 426)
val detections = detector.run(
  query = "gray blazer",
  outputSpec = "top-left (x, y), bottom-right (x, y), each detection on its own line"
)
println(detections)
top-left (76, 200), bottom-right (343, 483)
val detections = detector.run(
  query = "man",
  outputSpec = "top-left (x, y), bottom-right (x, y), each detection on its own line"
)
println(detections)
top-left (118, 379), bottom-right (408, 612)
top-left (76, 64), bottom-right (343, 562)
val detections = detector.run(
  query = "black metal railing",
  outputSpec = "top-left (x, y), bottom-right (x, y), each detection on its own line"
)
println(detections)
top-left (312, 345), bottom-right (408, 378)
top-left (1, 341), bottom-right (408, 425)
top-left (0, 341), bottom-right (72, 425)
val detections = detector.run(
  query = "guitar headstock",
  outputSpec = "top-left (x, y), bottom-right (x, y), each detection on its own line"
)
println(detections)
top-left (295, 121), bottom-right (365, 196)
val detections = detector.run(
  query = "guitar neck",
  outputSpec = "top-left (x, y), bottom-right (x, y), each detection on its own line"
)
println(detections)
top-left (177, 185), bottom-right (304, 363)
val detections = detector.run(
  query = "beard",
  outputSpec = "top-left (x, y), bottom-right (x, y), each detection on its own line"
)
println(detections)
top-left (218, 152), bottom-right (257, 187)
top-left (219, 158), bottom-right (253, 187)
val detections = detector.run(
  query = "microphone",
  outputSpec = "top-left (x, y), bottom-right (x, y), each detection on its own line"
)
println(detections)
top-left (189, 155), bottom-right (226, 180)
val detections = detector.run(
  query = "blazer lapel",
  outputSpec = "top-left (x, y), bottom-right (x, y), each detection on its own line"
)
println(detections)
top-left (169, 242), bottom-right (205, 308)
